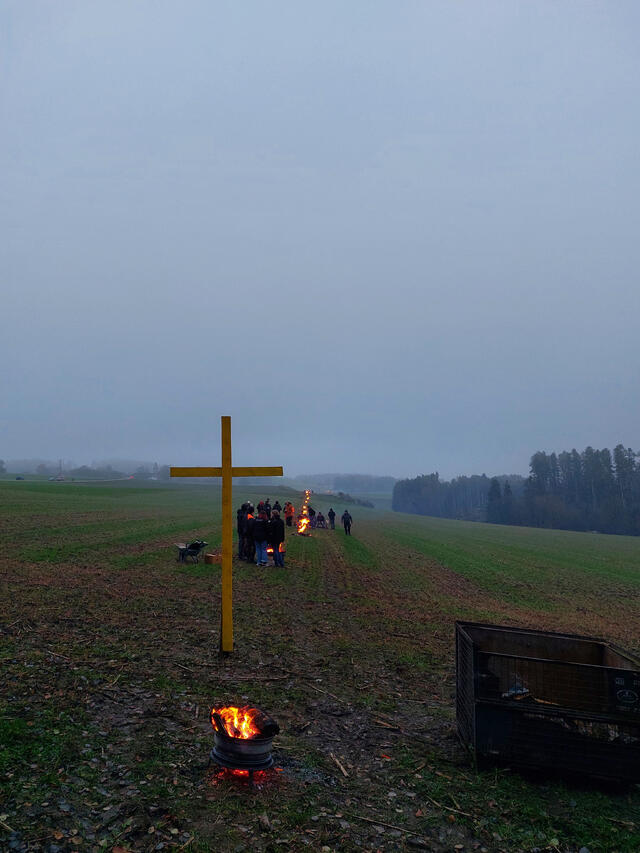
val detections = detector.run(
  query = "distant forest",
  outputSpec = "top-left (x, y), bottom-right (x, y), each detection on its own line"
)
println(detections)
top-left (392, 445), bottom-right (640, 536)
top-left (392, 473), bottom-right (526, 522)
top-left (292, 473), bottom-right (396, 494)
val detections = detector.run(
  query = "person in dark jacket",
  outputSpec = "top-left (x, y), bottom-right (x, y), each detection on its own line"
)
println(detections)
top-left (253, 511), bottom-right (269, 566)
top-left (264, 499), bottom-right (272, 519)
top-left (269, 510), bottom-right (285, 567)
top-left (237, 503), bottom-right (246, 558)
top-left (273, 500), bottom-right (282, 513)
top-left (328, 507), bottom-right (336, 529)
top-left (341, 510), bottom-right (353, 535)
top-left (244, 505), bottom-right (255, 563)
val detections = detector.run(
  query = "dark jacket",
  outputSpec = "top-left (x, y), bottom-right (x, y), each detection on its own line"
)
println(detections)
top-left (268, 517), bottom-right (285, 546)
top-left (273, 501), bottom-right (282, 512)
top-left (341, 511), bottom-right (352, 526)
top-left (253, 518), bottom-right (269, 542)
top-left (244, 514), bottom-right (255, 540)
top-left (327, 509), bottom-right (336, 520)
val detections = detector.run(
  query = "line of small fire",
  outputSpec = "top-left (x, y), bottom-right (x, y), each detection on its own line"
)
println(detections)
top-left (296, 488), bottom-right (312, 535)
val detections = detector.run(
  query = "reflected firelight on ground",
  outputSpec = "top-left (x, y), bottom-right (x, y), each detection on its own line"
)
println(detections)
top-left (207, 766), bottom-right (285, 790)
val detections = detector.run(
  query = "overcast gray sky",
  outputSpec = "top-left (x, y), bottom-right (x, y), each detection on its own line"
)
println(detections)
top-left (2, 1), bottom-right (639, 479)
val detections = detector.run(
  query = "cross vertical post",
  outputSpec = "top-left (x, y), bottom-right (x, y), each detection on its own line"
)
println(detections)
top-left (220, 416), bottom-right (233, 652)
top-left (170, 416), bottom-right (283, 655)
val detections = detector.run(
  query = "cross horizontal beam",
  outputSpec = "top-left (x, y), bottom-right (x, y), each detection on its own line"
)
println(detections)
top-left (170, 467), bottom-right (222, 477)
top-left (170, 466), bottom-right (283, 478)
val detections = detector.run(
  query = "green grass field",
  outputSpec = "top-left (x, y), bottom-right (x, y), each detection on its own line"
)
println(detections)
top-left (1, 480), bottom-right (639, 852)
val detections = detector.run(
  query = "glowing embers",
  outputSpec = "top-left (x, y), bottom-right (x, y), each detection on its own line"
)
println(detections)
top-left (208, 765), bottom-right (285, 791)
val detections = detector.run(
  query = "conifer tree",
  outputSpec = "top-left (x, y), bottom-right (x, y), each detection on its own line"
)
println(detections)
top-left (486, 477), bottom-right (502, 523)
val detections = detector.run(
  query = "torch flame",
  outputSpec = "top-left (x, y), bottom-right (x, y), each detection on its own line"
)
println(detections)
top-left (212, 706), bottom-right (262, 739)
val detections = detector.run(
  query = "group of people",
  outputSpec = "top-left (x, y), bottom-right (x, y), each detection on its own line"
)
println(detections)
top-left (236, 499), bottom-right (286, 567)
top-left (301, 506), bottom-right (339, 530)
top-left (315, 506), bottom-right (353, 534)
top-left (236, 497), bottom-right (355, 567)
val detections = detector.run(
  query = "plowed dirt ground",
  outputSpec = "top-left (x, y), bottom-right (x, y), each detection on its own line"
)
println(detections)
top-left (1, 480), bottom-right (639, 852)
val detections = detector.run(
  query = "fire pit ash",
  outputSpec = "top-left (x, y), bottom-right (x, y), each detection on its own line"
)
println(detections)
top-left (210, 705), bottom-right (280, 784)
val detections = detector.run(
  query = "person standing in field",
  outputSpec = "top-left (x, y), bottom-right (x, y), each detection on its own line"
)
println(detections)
top-left (269, 509), bottom-right (285, 567)
top-left (273, 500), bottom-right (282, 513)
top-left (284, 502), bottom-right (295, 527)
top-left (253, 511), bottom-right (269, 566)
top-left (341, 510), bottom-right (353, 535)
top-left (327, 508), bottom-right (336, 529)
top-left (244, 504), bottom-right (255, 563)
top-left (237, 502), bottom-right (248, 559)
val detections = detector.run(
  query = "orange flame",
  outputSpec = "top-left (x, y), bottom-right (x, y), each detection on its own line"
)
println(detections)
top-left (211, 706), bottom-right (261, 739)
top-left (296, 488), bottom-right (312, 534)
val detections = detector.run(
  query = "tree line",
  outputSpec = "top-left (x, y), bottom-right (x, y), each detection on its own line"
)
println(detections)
top-left (393, 444), bottom-right (640, 536)
top-left (392, 472), bottom-right (526, 521)
top-left (1, 460), bottom-right (172, 480)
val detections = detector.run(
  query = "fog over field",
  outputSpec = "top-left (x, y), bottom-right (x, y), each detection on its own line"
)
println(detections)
top-left (2, 2), bottom-right (639, 478)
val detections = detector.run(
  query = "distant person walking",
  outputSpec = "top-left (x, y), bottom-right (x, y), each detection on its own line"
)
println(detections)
top-left (327, 508), bottom-right (336, 530)
top-left (341, 510), bottom-right (353, 535)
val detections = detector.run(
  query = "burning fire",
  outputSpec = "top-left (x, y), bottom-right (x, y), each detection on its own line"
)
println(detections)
top-left (297, 489), bottom-right (312, 535)
top-left (211, 706), bottom-right (261, 739)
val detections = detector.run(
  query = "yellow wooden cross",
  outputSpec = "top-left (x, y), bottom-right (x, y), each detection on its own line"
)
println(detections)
top-left (170, 416), bottom-right (283, 653)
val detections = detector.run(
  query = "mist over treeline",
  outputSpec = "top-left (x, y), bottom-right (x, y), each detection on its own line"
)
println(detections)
top-left (3, 461), bottom-right (396, 494)
top-left (393, 444), bottom-right (640, 536)
top-left (291, 474), bottom-right (397, 494)
top-left (392, 473), bottom-right (527, 521)
top-left (4, 459), bottom-right (171, 479)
